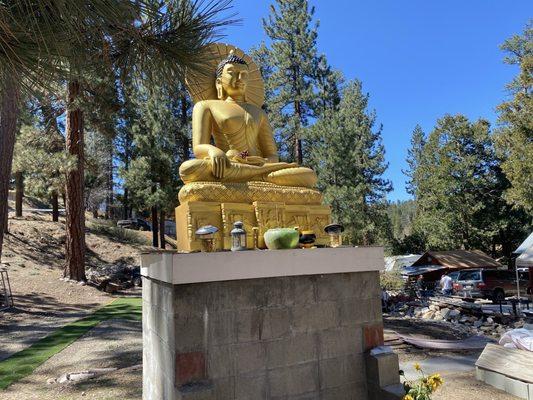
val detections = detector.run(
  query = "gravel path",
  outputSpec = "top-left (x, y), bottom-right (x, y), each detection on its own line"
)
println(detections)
top-left (1, 318), bottom-right (142, 400)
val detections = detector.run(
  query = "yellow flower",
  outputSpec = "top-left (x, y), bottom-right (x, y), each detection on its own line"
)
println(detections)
top-left (403, 395), bottom-right (414, 400)
top-left (427, 373), bottom-right (444, 390)
top-left (414, 362), bottom-right (421, 371)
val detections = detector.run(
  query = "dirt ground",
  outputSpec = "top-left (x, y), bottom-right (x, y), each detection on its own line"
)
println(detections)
top-left (1, 318), bottom-right (142, 400)
top-left (385, 316), bottom-right (520, 400)
top-left (0, 208), bottom-right (148, 360)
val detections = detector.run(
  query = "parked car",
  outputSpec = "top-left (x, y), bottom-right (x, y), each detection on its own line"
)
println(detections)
top-left (117, 218), bottom-right (151, 231)
top-left (453, 268), bottom-right (529, 303)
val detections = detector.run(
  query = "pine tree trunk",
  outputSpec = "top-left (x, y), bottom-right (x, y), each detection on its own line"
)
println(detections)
top-left (2, 204), bottom-right (7, 235)
top-left (0, 72), bottom-right (20, 260)
top-left (51, 191), bottom-right (59, 222)
top-left (294, 100), bottom-right (303, 164)
top-left (151, 204), bottom-right (159, 248)
top-left (180, 94), bottom-right (191, 161)
top-left (64, 80), bottom-right (86, 281)
top-left (123, 188), bottom-right (129, 220)
top-left (15, 171), bottom-right (23, 217)
top-left (105, 144), bottom-right (113, 219)
top-left (159, 210), bottom-right (166, 249)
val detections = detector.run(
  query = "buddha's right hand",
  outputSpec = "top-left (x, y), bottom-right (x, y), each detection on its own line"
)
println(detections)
top-left (208, 148), bottom-right (230, 179)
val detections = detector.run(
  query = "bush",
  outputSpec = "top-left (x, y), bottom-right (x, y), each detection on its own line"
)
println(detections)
top-left (380, 270), bottom-right (405, 290)
top-left (87, 220), bottom-right (149, 246)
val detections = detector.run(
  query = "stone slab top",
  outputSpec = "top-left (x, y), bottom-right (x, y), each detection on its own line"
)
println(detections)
top-left (140, 246), bottom-right (384, 285)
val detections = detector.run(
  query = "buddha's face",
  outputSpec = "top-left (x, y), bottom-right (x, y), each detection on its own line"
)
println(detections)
top-left (216, 62), bottom-right (249, 100)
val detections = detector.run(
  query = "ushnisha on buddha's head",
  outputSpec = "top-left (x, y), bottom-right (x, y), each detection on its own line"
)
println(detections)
top-left (215, 50), bottom-right (249, 101)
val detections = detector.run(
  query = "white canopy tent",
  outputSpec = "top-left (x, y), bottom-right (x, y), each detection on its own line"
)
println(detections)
top-left (515, 232), bottom-right (533, 256)
top-left (514, 233), bottom-right (533, 310)
top-left (517, 245), bottom-right (533, 268)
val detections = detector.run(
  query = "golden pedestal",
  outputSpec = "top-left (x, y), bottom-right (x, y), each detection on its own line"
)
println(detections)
top-left (176, 182), bottom-right (331, 252)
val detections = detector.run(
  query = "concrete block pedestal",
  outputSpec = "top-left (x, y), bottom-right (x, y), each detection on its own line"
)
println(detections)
top-left (141, 247), bottom-right (401, 400)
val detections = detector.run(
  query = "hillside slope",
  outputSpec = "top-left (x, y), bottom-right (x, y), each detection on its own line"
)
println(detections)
top-left (0, 204), bottom-right (151, 360)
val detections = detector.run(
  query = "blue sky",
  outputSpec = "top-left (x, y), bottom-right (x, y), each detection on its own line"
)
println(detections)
top-left (223, 0), bottom-right (531, 201)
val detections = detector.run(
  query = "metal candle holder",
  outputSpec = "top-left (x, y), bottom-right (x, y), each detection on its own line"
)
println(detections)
top-left (324, 223), bottom-right (344, 248)
top-left (195, 225), bottom-right (219, 252)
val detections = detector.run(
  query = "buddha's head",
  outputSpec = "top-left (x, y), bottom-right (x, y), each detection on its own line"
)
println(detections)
top-left (215, 50), bottom-right (249, 101)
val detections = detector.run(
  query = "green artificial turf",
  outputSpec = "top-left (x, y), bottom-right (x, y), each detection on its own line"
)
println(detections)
top-left (0, 297), bottom-right (141, 390)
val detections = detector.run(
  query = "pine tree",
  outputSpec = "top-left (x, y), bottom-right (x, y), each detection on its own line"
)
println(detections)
top-left (494, 22), bottom-right (533, 213)
top-left (121, 79), bottom-right (191, 248)
top-left (83, 65), bottom-right (120, 219)
top-left (307, 80), bottom-right (392, 245)
top-left (262, 0), bottom-right (319, 163)
top-left (414, 115), bottom-right (499, 250)
top-left (403, 124), bottom-right (426, 197)
top-left (12, 94), bottom-right (70, 222)
top-left (84, 129), bottom-right (111, 218)
top-left (313, 54), bottom-right (343, 117)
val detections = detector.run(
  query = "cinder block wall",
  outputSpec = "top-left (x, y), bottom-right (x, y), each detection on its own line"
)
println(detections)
top-left (143, 272), bottom-right (384, 400)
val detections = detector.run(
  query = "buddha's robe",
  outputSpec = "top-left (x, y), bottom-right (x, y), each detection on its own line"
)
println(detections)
top-left (179, 100), bottom-right (317, 188)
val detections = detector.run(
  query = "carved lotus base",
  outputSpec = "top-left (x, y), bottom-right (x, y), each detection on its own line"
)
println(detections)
top-left (175, 199), bottom-right (331, 252)
top-left (178, 181), bottom-right (324, 205)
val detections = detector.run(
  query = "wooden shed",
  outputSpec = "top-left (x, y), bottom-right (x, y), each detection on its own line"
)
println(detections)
top-left (411, 250), bottom-right (502, 270)
top-left (406, 250), bottom-right (502, 282)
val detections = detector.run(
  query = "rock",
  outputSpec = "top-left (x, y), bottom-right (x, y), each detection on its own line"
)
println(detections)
top-left (414, 307), bottom-right (429, 317)
top-left (514, 320), bottom-right (525, 328)
top-left (104, 282), bottom-right (120, 294)
top-left (459, 316), bottom-right (469, 323)
top-left (433, 312), bottom-right (444, 321)
top-left (440, 308), bottom-right (451, 319)
top-left (487, 317), bottom-right (494, 324)
top-left (422, 310), bottom-right (435, 320)
top-left (52, 368), bottom-right (118, 385)
top-left (473, 320), bottom-right (483, 328)
top-left (448, 309), bottom-right (460, 320)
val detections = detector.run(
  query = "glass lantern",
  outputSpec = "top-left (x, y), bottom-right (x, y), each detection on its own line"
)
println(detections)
top-left (324, 223), bottom-right (344, 248)
top-left (230, 221), bottom-right (247, 251)
top-left (195, 225), bottom-right (218, 252)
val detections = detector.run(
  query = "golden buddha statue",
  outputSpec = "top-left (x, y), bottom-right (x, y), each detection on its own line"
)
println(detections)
top-left (176, 44), bottom-right (330, 251)
top-left (179, 51), bottom-right (317, 188)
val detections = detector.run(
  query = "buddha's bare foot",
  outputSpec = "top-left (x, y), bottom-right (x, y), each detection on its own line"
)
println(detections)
top-left (266, 167), bottom-right (317, 188)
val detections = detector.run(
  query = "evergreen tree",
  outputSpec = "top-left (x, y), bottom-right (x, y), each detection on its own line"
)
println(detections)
top-left (313, 54), bottom-right (343, 117)
top-left (250, 42), bottom-right (275, 114)
top-left (387, 200), bottom-right (416, 240)
top-left (116, 74), bottom-right (139, 219)
top-left (84, 129), bottom-right (111, 218)
top-left (12, 94), bottom-right (69, 221)
top-left (414, 115), bottom-right (499, 251)
top-left (403, 124), bottom-right (426, 197)
top-left (307, 80), bottom-right (392, 245)
top-left (121, 79), bottom-right (191, 248)
top-left (262, 0), bottom-right (319, 163)
top-left (494, 22), bottom-right (533, 213)
top-left (83, 64), bottom-right (120, 219)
